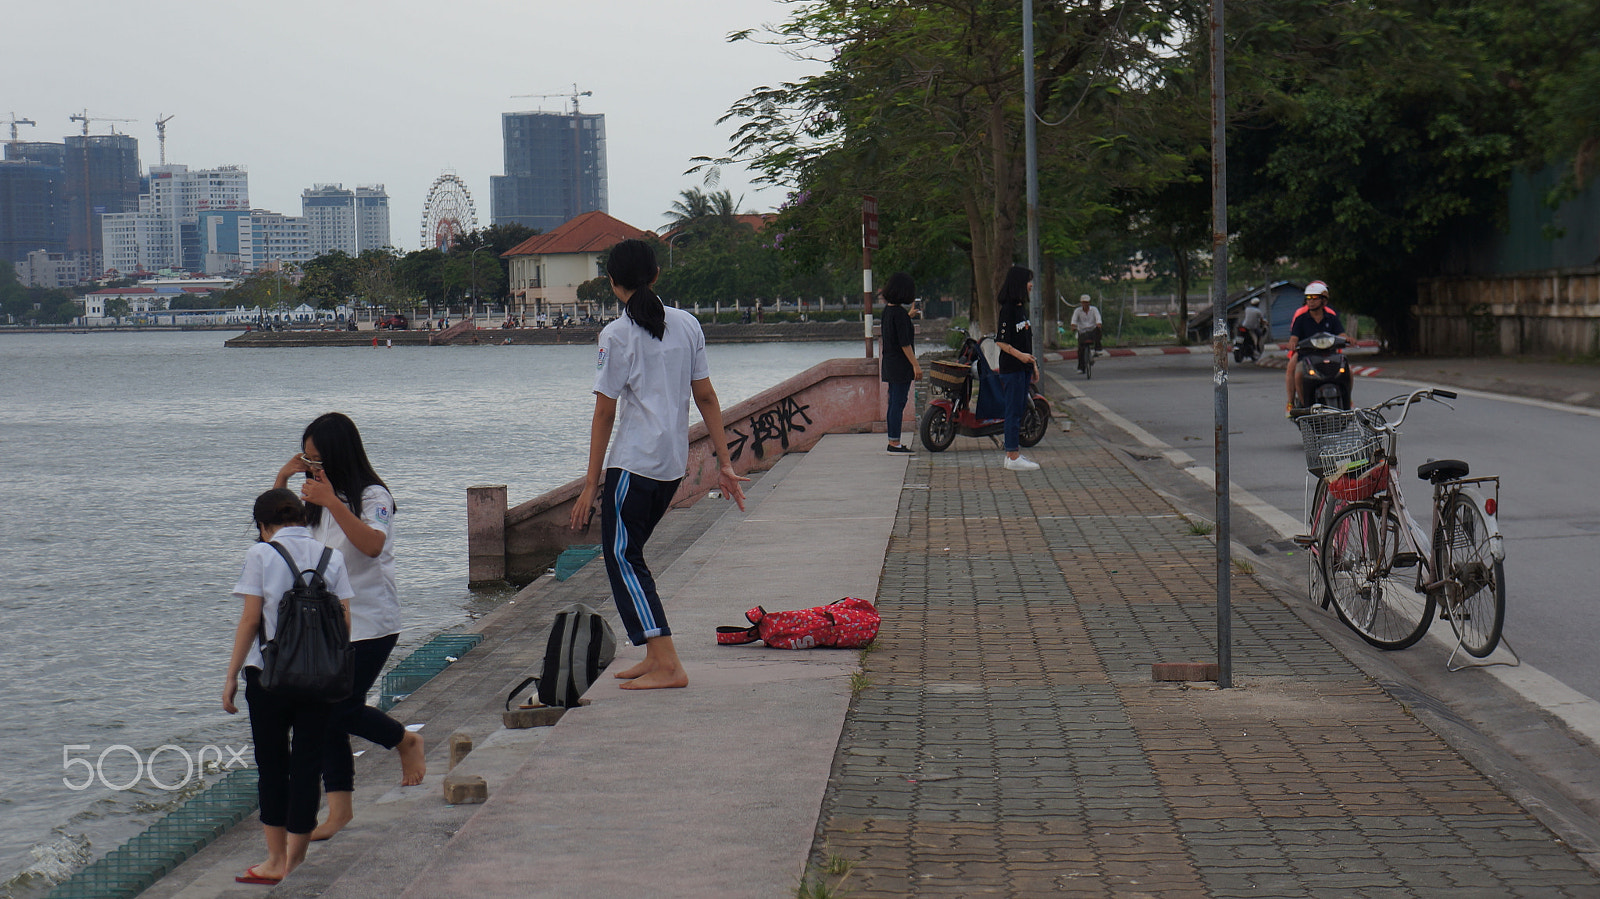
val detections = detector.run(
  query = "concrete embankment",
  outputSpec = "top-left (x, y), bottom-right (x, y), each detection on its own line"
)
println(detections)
top-left (223, 319), bottom-right (917, 348)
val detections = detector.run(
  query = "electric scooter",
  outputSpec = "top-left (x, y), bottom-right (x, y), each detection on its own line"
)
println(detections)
top-left (1289, 331), bottom-right (1353, 417)
top-left (919, 336), bottom-right (1052, 452)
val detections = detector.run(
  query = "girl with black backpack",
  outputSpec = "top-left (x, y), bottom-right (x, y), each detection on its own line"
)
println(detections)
top-left (223, 489), bottom-right (355, 885)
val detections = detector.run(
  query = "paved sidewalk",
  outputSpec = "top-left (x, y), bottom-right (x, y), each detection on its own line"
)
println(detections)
top-left (804, 419), bottom-right (1600, 897)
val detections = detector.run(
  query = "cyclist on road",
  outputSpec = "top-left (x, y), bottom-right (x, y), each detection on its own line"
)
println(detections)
top-left (1070, 294), bottom-right (1103, 369)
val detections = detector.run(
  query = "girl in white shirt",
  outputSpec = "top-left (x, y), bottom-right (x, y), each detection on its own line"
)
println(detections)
top-left (569, 238), bottom-right (748, 690)
top-left (274, 412), bottom-right (424, 840)
top-left (223, 488), bottom-right (355, 885)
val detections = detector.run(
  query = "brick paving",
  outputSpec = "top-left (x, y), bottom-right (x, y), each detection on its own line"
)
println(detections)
top-left (808, 426), bottom-right (1599, 898)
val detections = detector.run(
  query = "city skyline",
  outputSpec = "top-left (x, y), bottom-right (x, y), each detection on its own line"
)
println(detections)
top-left (3, 0), bottom-right (820, 252)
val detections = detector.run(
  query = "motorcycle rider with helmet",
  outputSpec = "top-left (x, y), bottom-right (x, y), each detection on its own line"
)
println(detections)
top-left (1285, 281), bottom-right (1344, 417)
top-left (1238, 297), bottom-right (1266, 360)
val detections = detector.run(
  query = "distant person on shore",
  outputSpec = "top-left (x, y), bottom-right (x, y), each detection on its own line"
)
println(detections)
top-left (223, 489), bottom-right (355, 885)
top-left (568, 238), bottom-right (748, 690)
top-left (994, 265), bottom-right (1041, 472)
top-left (274, 413), bottom-right (424, 840)
top-left (880, 271), bottom-right (921, 454)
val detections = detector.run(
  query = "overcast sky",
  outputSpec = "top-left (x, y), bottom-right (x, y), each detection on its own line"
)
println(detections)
top-left (4, 0), bottom-right (821, 251)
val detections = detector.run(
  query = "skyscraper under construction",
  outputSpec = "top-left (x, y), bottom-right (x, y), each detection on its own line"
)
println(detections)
top-left (490, 108), bottom-right (607, 233)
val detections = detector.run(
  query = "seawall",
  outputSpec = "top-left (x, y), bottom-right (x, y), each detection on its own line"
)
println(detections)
top-left (222, 319), bottom-right (907, 348)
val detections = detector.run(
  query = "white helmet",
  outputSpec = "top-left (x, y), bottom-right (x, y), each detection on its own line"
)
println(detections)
top-left (1305, 280), bottom-right (1329, 298)
top-left (1249, 298), bottom-right (1260, 306)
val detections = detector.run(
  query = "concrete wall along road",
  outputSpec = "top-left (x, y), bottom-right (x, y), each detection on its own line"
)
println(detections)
top-left (469, 356), bottom-right (886, 585)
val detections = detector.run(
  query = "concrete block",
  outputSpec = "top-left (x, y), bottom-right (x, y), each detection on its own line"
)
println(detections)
top-left (501, 699), bottom-right (587, 729)
top-left (1152, 661), bottom-right (1220, 682)
top-left (442, 773), bottom-right (487, 805)
top-left (447, 733), bottom-right (473, 771)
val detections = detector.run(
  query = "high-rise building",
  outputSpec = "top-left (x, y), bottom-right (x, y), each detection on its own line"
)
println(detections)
top-left (237, 211), bottom-right (312, 270)
top-left (0, 158), bottom-right (67, 263)
top-left (301, 183), bottom-right (391, 257)
top-left (63, 134), bottom-right (141, 260)
top-left (100, 164), bottom-right (250, 273)
top-left (490, 110), bottom-right (607, 232)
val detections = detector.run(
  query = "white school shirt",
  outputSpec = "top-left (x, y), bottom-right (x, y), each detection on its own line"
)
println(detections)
top-left (232, 527), bottom-right (356, 671)
top-left (591, 306), bottom-right (710, 482)
top-left (310, 484), bottom-right (401, 641)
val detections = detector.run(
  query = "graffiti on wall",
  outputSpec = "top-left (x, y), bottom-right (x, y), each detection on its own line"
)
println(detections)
top-left (727, 396), bottom-right (814, 462)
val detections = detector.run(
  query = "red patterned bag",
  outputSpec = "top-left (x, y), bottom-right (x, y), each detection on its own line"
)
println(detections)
top-left (716, 597), bottom-right (880, 650)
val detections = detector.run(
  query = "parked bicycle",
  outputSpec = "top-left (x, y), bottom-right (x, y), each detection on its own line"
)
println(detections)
top-left (1296, 389), bottom-right (1509, 665)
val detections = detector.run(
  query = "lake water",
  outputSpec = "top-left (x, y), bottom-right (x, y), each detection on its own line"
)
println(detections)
top-left (0, 330), bottom-right (859, 896)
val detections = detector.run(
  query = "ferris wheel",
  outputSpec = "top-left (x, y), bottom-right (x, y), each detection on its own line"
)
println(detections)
top-left (419, 173), bottom-right (478, 250)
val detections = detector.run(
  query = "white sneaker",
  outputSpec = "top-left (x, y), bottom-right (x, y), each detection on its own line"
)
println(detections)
top-left (1004, 455), bottom-right (1040, 472)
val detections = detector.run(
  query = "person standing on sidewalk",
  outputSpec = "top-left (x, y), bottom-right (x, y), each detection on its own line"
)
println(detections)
top-left (880, 271), bottom-right (921, 454)
top-left (569, 238), bottom-right (749, 690)
top-left (994, 265), bottom-right (1041, 471)
top-left (273, 413), bottom-right (425, 841)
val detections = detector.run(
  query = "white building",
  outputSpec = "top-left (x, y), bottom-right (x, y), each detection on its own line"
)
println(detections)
top-left (14, 249), bottom-right (101, 289)
top-left (99, 165), bottom-right (250, 273)
top-left (301, 183), bottom-right (391, 257)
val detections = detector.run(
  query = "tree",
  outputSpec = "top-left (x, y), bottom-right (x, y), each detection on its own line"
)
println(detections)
top-left (103, 298), bottom-right (131, 324)
top-left (710, 0), bottom-right (1203, 331)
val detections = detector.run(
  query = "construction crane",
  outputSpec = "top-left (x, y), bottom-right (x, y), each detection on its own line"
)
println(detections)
top-left (6, 113), bottom-right (35, 142)
top-left (155, 114), bottom-right (174, 164)
top-left (69, 109), bottom-right (137, 136)
top-left (511, 84), bottom-right (593, 115)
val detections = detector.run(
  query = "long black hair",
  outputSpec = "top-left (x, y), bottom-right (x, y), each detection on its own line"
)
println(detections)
top-left (882, 271), bottom-right (915, 306)
top-left (997, 265), bottom-right (1032, 309)
top-left (606, 238), bottom-right (665, 340)
top-left (301, 412), bottom-right (392, 527)
top-left (253, 487), bottom-right (306, 540)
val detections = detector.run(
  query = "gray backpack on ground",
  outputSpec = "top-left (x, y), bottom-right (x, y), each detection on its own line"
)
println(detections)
top-left (505, 603), bottom-right (617, 709)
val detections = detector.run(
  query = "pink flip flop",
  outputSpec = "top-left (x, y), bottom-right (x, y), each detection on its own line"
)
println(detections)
top-left (235, 865), bottom-right (282, 885)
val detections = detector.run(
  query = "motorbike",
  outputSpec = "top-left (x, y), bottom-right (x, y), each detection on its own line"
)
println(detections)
top-left (1232, 325), bottom-right (1262, 363)
top-left (1290, 331), bottom-right (1353, 416)
top-left (919, 335), bottom-right (1052, 452)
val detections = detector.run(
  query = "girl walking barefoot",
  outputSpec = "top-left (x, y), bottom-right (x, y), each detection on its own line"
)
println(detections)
top-left (568, 239), bottom-right (748, 690)
top-left (223, 489), bottom-right (355, 885)
top-left (274, 413), bottom-right (424, 840)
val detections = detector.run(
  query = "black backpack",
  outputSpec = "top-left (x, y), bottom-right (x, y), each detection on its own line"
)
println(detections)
top-left (505, 603), bottom-right (616, 710)
top-left (258, 541), bottom-right (354, 703)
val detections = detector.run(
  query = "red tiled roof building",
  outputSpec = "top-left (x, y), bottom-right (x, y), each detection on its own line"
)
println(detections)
top-left (501, 211), bottom-right (649, 319)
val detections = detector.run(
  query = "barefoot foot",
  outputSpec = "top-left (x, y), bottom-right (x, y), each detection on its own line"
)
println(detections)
top-left (618, 668), bottom-right (688, 690)
top-left (397, 731), bottom-right (426, 786)
top-left (613, 659), bottom-right (655, 680)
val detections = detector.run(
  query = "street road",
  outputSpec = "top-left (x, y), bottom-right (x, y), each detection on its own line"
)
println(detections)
top-left (1051, 350), bottom-right (1600, 705)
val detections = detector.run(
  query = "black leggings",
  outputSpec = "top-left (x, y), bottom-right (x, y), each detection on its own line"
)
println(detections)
top-left (245, 668), bottom-right (329, 834)
top-left (321, 633), bottom-right (406, 793)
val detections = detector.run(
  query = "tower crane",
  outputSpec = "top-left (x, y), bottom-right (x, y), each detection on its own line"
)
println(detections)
top-left (6, 113), bottom-right (35, 142)
top-left (510, 84), bottom-right (593, 115)
top-left (69, 110), bottom-right (137, 136)
top-left (155, 114), bottom-right (174, 164)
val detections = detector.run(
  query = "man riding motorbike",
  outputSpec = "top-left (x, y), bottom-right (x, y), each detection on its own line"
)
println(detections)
top-left (1285, 281), bottom-right (1344, 417)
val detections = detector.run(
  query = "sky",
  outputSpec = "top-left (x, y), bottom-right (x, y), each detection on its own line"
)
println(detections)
top-left (4, 0), bottom-right (822, 251)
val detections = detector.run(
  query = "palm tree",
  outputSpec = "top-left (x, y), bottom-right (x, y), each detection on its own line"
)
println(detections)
top-left (664, 188), bottom-right (743, 231)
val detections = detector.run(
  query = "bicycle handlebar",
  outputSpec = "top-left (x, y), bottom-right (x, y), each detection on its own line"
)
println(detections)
top-left (1366, 387), bottom-right (1456, 430)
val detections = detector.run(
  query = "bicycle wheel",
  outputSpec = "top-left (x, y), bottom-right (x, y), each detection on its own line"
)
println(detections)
top-left (1437, 494), bottom-right (1506, 657)
top-left (1322, 502), bottom-right (1435, 650)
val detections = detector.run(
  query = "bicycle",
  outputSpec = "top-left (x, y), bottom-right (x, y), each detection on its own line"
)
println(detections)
top-left (1077, 328), bottom-right (1099, 379)
top-left (1297, 389), bottom-right (1511, 666)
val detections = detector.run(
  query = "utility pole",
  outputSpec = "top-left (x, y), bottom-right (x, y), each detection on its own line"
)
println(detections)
top-left (1210, 0), bottom-right (1233, 688)
top-left (1023, 0), bottom-right (1042, 333)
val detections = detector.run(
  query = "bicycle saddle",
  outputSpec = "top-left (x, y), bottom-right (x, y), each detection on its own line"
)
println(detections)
top-left (1417, 458), bottom-right (1470, 483)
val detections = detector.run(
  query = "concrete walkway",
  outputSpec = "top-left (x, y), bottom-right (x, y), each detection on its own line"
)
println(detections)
top-left (139, 360), bottom-right (1600, 897)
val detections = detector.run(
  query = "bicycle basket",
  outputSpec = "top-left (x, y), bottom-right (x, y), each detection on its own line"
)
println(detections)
top-left (1297, 409), bottom-right (1385, 479)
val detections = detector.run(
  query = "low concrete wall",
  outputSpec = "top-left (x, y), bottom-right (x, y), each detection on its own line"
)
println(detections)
top-left (1416, 268), bottom-right (1600, 356)
top-left (467, 356), bottom-right (886, 586)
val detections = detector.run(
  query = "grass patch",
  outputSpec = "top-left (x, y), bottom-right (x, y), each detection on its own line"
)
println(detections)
top-left (849, 671), bottom-right (871, 697)
top-left (1233, 558), bottom-right (1255, 574)
top-left (1186, 518), bottom-right (1215, 536)
top-left (795, 854), bottom-right (857, 898)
